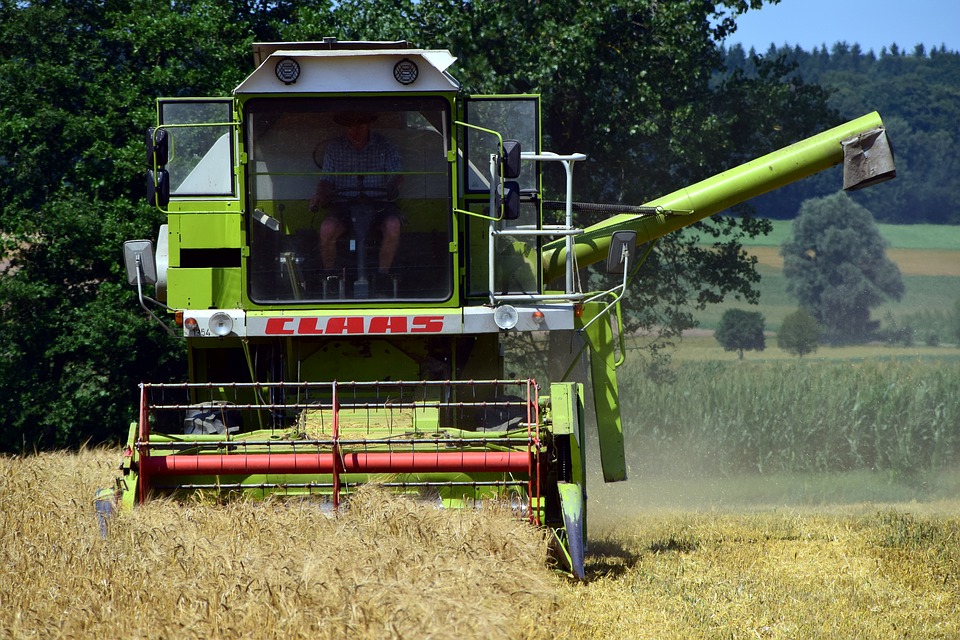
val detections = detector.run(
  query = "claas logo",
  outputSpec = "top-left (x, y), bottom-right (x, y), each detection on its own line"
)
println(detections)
top-left (264, 315), bottom-right (447, 335)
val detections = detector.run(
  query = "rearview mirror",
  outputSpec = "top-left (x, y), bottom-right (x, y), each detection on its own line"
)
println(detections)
top-left (606, 230), bottom-right (637, 275)
top-left (123, 240), bottom-right (158, 286)
top-left (500, 181), bottom-right (521, 221)
top-left (146, 169), bottom-right (170, 207)
top-left (501, 139), bottom-right (522, 179)
top-left (146, 127), bottom-right (169, 167)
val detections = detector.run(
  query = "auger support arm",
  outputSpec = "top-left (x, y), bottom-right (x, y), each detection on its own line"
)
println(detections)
top-left (577, 301), bottom-right (626, 482)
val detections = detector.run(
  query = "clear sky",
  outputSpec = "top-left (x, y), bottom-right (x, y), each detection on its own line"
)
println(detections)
top-left (725, 0), bottom-right (960, 54)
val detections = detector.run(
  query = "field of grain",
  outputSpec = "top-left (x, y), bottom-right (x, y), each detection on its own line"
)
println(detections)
top-left (0, 449), bottom-right (557, 639)
top-left (560, 497), bottom-right (960, 639)
top-left (4, 449), bottom-right (960, 639)
top-left (745, 245), bottom-right (960, 277)
top-left (5, 222), bottom-right (957, 637)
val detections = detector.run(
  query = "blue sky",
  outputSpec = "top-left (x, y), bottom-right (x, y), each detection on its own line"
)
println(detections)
top-left (725, 0), bottom-right (960, 54)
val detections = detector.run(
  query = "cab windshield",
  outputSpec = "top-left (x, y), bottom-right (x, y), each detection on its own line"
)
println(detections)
top-left (246, 97), bottom-right (452, 303)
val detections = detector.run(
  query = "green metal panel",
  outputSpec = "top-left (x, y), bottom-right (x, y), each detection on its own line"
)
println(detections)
top-left (168, 268), bottom-right (214, 309)
top-left (172, 213), bottom-right (243, 249)
top-left (549, 382), bottom-right (577, 435)
top-left (212, 268), bottom-right (243, 309)
top-left (549, 381), bottom-right (586, 486)
top-left (166, 200), bottom-right (241, 214)
top-left (578, 302), bottom-right (626, 482)
top-left (118, 422), bottom-right (139, 511)
top-left (168, 268), bottom-right (241, 309)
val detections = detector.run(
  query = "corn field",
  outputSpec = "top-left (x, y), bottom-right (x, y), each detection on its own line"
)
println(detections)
top-left (619, 358), bottom-right (960, 475)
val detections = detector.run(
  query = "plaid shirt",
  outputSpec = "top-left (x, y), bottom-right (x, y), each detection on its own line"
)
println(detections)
top-left (321, 133), bottom-right (401, 192)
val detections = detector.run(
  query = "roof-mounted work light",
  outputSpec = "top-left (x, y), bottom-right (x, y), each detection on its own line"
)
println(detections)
top-left (275, 57), bottom-right (300, 84)
top-left (393, 58), bottom-right (418, 85)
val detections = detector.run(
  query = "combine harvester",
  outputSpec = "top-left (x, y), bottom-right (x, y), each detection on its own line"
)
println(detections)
top-left (118, 39), bottom-right (895, 577)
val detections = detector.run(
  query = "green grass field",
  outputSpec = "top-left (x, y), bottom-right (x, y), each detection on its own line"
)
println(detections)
top-left (688, 221), bottom-right (960, 331)
top-left (723, 220), bottom-right (960, 250)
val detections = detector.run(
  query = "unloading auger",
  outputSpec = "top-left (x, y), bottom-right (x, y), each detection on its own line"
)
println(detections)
top-left (115, 39), bottom-right (895, 578)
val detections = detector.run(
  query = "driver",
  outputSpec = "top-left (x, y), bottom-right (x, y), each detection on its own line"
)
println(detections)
top-left (309, 112), bottom-right (404, 278)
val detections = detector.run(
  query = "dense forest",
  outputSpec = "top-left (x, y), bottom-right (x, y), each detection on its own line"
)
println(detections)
top-left (722, 42), bottom-right (960, 224)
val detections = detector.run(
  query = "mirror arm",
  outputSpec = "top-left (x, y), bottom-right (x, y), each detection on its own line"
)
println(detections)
top-left (135, 255), bottom-right (177, 337)
top-left (578, 236), bottom-right (658, 357)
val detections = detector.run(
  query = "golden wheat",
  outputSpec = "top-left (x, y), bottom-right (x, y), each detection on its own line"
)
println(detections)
top-left (555, 503), bottom-right (960, 639)
top-left (5, 450), bottom-right (960, 639)
top-left (1, 449), bottom-right (558, 639)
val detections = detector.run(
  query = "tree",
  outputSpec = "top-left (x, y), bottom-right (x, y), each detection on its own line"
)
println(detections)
top-left (715, 309), bottom-right (766, 359)
top-left (781, 192), bottom-right (904, 345)
top-left (723, 43), bottom-right (960, 225)
top-left (0, 0), bottom-right (339, 450)
top-left (777, 308), bottom-right (821, 357)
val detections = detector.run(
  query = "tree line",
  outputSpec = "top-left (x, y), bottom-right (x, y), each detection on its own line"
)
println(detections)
top-left (723, 41), bottom-right (960, 224)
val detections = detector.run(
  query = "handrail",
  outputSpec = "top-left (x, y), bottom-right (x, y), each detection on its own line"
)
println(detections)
top-left (489, 151), bottom-right (587, 305)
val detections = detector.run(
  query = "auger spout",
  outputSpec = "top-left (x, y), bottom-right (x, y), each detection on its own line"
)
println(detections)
top-left (541, 112), bottom-right (893, 281)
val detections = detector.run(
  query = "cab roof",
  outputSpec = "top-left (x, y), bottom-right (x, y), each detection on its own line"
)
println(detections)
top-left (237, 41), bottom-right (460, 95)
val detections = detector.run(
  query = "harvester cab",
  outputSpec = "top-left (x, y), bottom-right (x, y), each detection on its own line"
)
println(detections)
top-left (120, 39), bottom-right (895, 579)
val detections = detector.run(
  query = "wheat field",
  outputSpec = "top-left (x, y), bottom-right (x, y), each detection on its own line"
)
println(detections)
top-left (3, 449), bottom-right (959, 639)
top-left (0, 449), bottom-right (558, 639)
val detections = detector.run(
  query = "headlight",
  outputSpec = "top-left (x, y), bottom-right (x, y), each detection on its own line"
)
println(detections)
top-left (209, 312), bottom-right (234, 337)
top-left (393, 58), bottom-right (418, 85)
top-left (275, 57), bottom-right (300, 84)
top-left (493, 305), bottom-right (519, 330)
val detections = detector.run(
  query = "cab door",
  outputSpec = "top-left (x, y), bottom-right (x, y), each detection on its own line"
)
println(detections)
top-left (151, 98), bottom-right (243, 311)
top-left (461, 96), bottom-right (542, 298)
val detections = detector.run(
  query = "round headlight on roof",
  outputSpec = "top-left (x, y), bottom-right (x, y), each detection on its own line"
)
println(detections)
top-left (393, 58), bottom-right (418, 85)
top-left (275, 57), bottom-right (300, 84)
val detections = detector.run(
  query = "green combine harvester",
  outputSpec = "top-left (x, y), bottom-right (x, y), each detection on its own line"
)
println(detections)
top-left (116, 39), bottom-right (895, 578)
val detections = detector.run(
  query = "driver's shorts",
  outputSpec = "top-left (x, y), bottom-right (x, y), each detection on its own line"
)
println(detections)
top-left (325, 201), bottom-right (406, 229)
